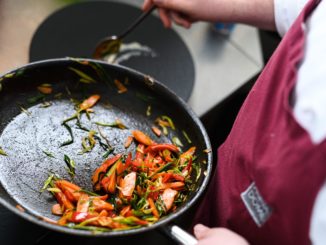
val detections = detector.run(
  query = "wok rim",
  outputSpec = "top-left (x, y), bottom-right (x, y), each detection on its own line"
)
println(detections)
top-left (0, 57), bottom-right (213, 237)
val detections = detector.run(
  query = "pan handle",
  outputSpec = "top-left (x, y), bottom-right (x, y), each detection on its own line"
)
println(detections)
top-left (161, 224), bottom-right (198, 245)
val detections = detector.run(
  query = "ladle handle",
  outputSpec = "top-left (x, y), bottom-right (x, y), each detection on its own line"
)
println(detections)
top-left (118, 5), bottom-right (156, 39)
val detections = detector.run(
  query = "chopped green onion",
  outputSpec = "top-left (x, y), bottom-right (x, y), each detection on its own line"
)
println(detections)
top-left (68, 67), bottom-right (96, 84)
top-left (54, 93), bottom-right (63, 99)
top-left (42, 150), bottom-right (55, 158)
top-left (65, 86), bottom-right (72, 96)
top-left (161, 115), bottom-right (175, 130)
top-left (64, 154), bottom-right (76, 177)
top-left (40, 174), bottom-right (54, 192)
top-left (95, 119), bottom-right (128, 129)
top-left (172, 136), bottom-right (183, 147)
top-left (102, 149), bottom-right (114, 158)
top-left (182, 130), bottom-right (192, 144)
top-left (40, 101), bottom-right (52, 108)
top-left (27, 93), bottom-right (45, 104)
top-left (81, 130), bottom-right (97, 153)
top-left (193, 162), bottom-right (201, 182)
top-left (19, 106), bottom-right (31, 116)
top-left (136, 92), bottom-right (154, 102)
top-left (78, 189), bottom-right (100, 196)
top-left (46, 187), bottom-right (61, 193)
top-left (66, 224), bottom-right (110, 233)
top-left (60, 122), bottom-right (74, 147)
top-left (146, 105), bottom-right (151, 116)
top-left (149, 162), bottom-right (173, 178)
top-left (0, 147), bottom-right (7, 156)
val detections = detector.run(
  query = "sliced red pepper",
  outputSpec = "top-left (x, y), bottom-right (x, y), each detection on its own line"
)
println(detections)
top-left (120, 205), bottom-right (131, 217)
top-left (147, 197), bottom-right (160, 218)
top-left (107, 171), bottom-right (117, 194)
top-left (116, 159), bottom-right (125, 175)
top-left (132, 130), bottom-right (154, 146)
top-left (79, 94), bottom-right (100, 111)
top-left (162, 173), bottom-right (172, 183)
top-left (179, 146), bottom-right (196, 165)
top-left (54, 191), bottom-right (74, 210)
top-left (153, 155), bottom-right (164, 165)
top-left (55, 181), bottom-right (81, 202)
top-left (91, 198), bottom-right (114, 211)
top-left (63, 189), bottom-right (77, 203)
top-left (151, 126), bottom-right (161, 137)
top-left (76, 193), bottom-right (90, 213)
top-left (124, 136), bottom-right (133, 148)
top-left (182, 157), bottom-right (193, 176)
top-left (70, 212), bottom-right (96, 223)
top-left (145, 144), bottom-right (180, 154)
top-left (125, 152), bottom-right (132, 167)
top-left (57, 210), bottom-right (73, 225)
top-left (144, 152), bottom-right (154, 168)
top-left (92, 153), bottom-right (122, 185)
top-left (55, 180), bottom-right (81, 191)
top-left (162, 149), bottom-right (173, 162)
top-left (51, 203), bottom-right (63, 216)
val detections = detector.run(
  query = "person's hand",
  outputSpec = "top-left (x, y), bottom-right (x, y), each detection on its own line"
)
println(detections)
top-left (194, 224), bottom-right (249, 245)
top-left (143, 0), bottom-right (232, 28)
top-left (143, 0), bottom-right (197, 28)
top-left (142, 0), bottom-right (276, 31)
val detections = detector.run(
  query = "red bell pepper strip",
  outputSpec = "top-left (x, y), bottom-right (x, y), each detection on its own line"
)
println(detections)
top-left (79, 94), bottom-right (100, 111)
top-left (76, 193), bottom-right (90, 213)
top-left (145, 144), bottom-right (180, 154)
top-left (120, 205), bottom-right (131, 217)
top-left (91, 197), bottom-right (114, 211)
top-left (70, 212), bottom-right (96, 223)
top-left (54, 191), bottom-right (74, 210)
top-left (161, 188), bottom-right (178, 211)
top-left (179, 146), bottom-right (196, 165)
top-left (92, 154), bottom-right (122, 186)
top-left (51, 203), bottom-right (63, 216)
top-left (147, 197), bottom-right (159, 218)
top-left (151, 126), bottom-right (161, 137)
top-left (124, 136), bottom-right (133, 148)
top-left (132, 130), bottom-right (154, 146)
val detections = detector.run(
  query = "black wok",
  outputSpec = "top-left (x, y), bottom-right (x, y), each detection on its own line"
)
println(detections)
top-left (0, 58), bottom-right (212, 243)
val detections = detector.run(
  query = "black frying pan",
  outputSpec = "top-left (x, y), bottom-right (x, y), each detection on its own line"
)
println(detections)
top-left (0, 58), bottom-right (212, 242)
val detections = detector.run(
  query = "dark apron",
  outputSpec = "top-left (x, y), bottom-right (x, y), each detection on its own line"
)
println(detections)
top-left (194, 0), bottom-right (326, 244)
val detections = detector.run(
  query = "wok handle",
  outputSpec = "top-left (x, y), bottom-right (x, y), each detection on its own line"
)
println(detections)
top-left (161, 224), bottom-right (198, 245)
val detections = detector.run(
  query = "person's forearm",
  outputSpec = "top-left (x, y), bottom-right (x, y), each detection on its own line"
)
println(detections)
top-left (204, 0), bottom-right (276, 30)
top-left (144, 0), bottom-right (276, 30)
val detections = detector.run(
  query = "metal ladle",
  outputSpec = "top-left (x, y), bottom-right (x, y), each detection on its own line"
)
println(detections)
top-left (92, 5), bottom-right (156, 60)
